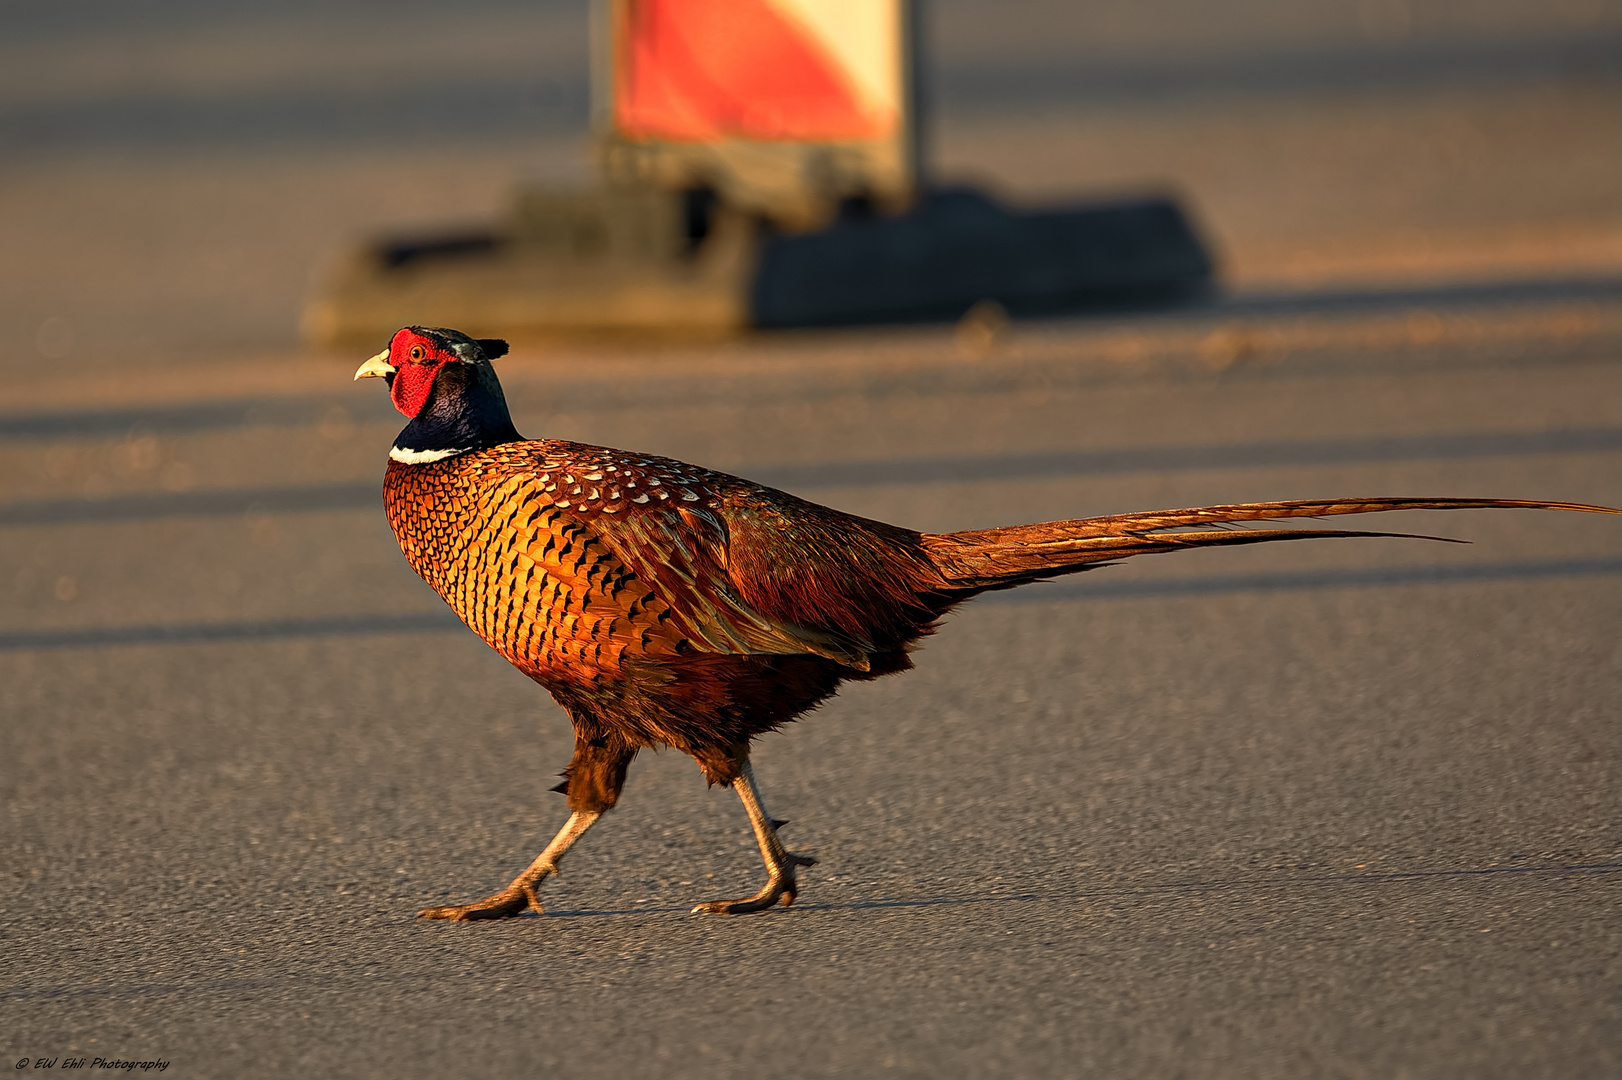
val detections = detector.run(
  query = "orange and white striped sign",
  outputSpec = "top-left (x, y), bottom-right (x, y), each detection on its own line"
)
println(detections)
top-left (614, 0), bottom-right (904, 142)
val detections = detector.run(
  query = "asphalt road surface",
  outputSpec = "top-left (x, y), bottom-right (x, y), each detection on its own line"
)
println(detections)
top-left (4, 302), bottom-right (1619, 1078)
top-left (3, 1), bottom-right (1620, 1077)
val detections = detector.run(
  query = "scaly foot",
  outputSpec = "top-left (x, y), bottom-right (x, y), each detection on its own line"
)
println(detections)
top-left (691, 851), bottom-right (817, 915)
top-left (418, 881), bottom-right (545, 920)
top-left (417, 811), bottom-right (600, 922)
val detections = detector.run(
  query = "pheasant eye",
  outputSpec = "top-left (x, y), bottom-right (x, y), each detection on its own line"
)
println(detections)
top-left (409, 345), bottom-right (426, 362)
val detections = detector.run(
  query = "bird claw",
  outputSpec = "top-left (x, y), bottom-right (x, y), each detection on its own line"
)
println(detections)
top-left (691, 852), bottom-right (817, 915)
top-left (417, 883), bottom-right (544, 921)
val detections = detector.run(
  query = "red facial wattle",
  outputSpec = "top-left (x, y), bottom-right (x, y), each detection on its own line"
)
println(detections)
top-left (389, 361), bottom-right (445, 418)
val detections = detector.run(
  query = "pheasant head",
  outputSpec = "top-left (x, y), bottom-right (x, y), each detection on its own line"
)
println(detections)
top-left (355, 326), bottom-right (522, 463)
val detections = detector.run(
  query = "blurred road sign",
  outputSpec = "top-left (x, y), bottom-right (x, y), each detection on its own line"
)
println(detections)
top-left (594, 0), bottom-right (919, 228)
top-left (304, 0), bottom-right (1212, 347)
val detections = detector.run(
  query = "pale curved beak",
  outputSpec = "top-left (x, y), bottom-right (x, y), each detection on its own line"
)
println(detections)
top-left (354, 349), bottom-right (395, 381)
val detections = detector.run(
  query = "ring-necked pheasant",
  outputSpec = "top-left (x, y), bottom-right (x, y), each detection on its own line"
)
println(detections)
top-left (357, 325), bottom-right (1617, 920)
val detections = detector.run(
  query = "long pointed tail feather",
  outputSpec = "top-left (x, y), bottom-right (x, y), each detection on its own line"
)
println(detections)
top-left (921, 497), bottom-right (1620, 593)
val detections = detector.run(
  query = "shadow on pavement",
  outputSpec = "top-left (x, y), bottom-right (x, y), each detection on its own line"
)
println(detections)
top-left (539, 858), bottom-right (1622, 920)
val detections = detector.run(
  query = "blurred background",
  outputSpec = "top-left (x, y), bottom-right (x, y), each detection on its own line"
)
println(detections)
top-left (3, 0), bottom-right (1619, 367)
top-left (3, 2), bottom-right (1620, 1076)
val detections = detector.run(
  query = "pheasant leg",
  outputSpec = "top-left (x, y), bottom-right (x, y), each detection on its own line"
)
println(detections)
top-left (419, 809), bottom-right (601, 920)
top-left (692, 760), bottom-right (817, 915)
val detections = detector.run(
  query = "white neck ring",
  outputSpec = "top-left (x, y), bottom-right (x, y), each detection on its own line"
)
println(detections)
top-left (390, 445), bottom-right (470, 464)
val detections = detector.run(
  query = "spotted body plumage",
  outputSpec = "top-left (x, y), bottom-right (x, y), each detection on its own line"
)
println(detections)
top-left (355, 326), bottom-right (1619, 921)
top-left (384, 439), bottom-right (946, 793)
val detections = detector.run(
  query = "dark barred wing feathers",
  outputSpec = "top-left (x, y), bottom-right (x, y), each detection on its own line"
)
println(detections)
top-left (586, 495), bottom-right (884, 670)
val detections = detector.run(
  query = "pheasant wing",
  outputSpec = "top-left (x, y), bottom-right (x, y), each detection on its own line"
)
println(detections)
top-left (589, 498), bottom-right (878, 669)
top-left (495, 441), bottom-right (881, 669)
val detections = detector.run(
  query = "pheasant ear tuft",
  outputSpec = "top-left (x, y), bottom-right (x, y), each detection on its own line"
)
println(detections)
top-left (477, 338), bottom-right (510, 360)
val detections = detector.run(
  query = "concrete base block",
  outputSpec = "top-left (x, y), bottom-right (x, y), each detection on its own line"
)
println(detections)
top-left (302, 185), bottom-right (1212, 348)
